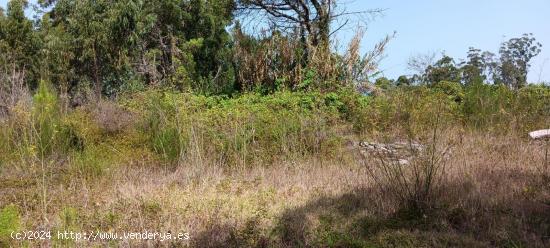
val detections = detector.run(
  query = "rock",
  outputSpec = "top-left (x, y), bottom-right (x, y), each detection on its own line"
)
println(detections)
top-left (529, 129), bottom-right (550, 140)
top-left (359, 141), bottom-right (425, 164)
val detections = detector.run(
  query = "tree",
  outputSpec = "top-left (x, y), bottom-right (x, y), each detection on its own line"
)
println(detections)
top-left (238, 0), bottom-right (332, 52)
top-left (237, 1), bottom-right (381, 61)
top-left (39, 0), bottom-right (236, 97)
top-left (39, 13), bottom-right (74, 108)
top-left (497, 33), bottom-right (542, 89)
top-left (460, 48), bottom-right (485, 86)
top-left (45, 0), bottom-right (112, 99)
top-left (0, 0), bottom-right (41, 88)
top-left (407, 52), bottom-right (436, 77)
top-left (395, 75), bottom-right (411, 86)
top-left (374, 77), bottom-right (393, 90)
top-left (460, 47), bottom-right (499, 86)
top-left (424, 55), bottom-right (461, 85)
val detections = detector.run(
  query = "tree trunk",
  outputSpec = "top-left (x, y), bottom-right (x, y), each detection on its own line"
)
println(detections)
top-left (92, 42), bottom-right (101, 100)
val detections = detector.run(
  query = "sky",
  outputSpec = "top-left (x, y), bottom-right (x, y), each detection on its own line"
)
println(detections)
top-left (338, 0), bottom-right (550, 82)
top-left (1, 0), bottom-right (549, 82)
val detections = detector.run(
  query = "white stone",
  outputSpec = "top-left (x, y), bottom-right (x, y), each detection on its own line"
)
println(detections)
top-left (529, 129), bottom-right (550, 140)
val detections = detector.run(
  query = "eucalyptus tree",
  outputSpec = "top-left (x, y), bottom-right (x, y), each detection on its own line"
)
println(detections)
top-left (0, 0), bottom-right (41, 88)
top-left (39, 0), bottom-right (236, 96)
top-left (236, 0), bottom-right (382, 62)
top-left (424, 55), bottom-right (462, 85)
top-left (497, 33), bottom-right (542, 89)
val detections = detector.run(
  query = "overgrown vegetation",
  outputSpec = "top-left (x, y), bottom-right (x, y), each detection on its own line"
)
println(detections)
top-left (1, 0), bottom-right (549, 247)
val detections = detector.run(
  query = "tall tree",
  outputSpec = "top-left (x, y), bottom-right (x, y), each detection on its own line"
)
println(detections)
top-left (237, 0), bottom-right (333, 52)
top-left (0, 0), bottom-right (41, 88)
top-left (39, 13), bottom-right (74, 108)
top-left (497, 33), bottom-right (542, 89)
top-left (460, 48), bottom-right (495, 86)
top-left (424, 55), bottom-right (462, 85)
top-left (39, 0), bottom-right (236, 96)
top-left (237, 1), bottom-right (379, 61)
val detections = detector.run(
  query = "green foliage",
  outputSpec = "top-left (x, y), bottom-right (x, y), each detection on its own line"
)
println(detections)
top-left (30, 80), bottom-right (89, 156)
top-left (32, 80), bottom-right (61, 156)
top-left (461, 47), bottom-right (489, 86)
top-left (375, 77), bottom-right (394, 90)
top-left (431, 81), bottom-right (464, 102)
top-left (497, 33), bottom-right (542, 89)
top-left (312, 215), bottom-right (367, 248)
top-left (138, 90), bottom-right (351, 166)
top-left (424, 55), bottom-right (462, 85)
top-left (70, 145), bottom-right (111, 180)
top-left (413, 34), bottom-right (543, 90)
top-left (0, 205), bottom-right (20, 245)
top-left (52, 207), bottom-right (80, 246)
top-left (296, 69), bottom-right (319, 91)
top-left (142, 91), bottom-right (187, 162)
top-left (33, 0), bottom-right (235, 97)
top-left (514, 84), bottom-right (550, 131)
top-left (360, 86), bottom-right (460, 136)
top-left (462, 83), bottom-right (513, 130)
top-left (462, 83), bottom-right (549, 132)
top-left (60, 108), bottom-right (102, 148)
top-left (0, 81), bottom-right (104, 165)
top-left (396, 75), bottom-right (411, 86)
top-left (60, 207), bottom-right (79, 230)
top-left (0, 0), bottom-right (41, 88)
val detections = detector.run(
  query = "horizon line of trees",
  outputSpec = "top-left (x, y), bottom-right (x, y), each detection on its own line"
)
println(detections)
top-left (377, 33), bottom-right (543, 90)
top-left (0, 0), bottom-right (545, 109)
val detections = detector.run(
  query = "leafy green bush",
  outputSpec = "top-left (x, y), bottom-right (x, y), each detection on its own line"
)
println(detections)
top-left (461, 83), bottom-right (550, 132)
top-left (462, 83), bottom-right (512, 130)
top-left (514, 84), bottom-right (550, 131)
top-left (361, 86), bottom-right (460, 136)
top-left (136, 90), bottom-right (349, 166)
top-left (432, 81), bottom-right (464, 103)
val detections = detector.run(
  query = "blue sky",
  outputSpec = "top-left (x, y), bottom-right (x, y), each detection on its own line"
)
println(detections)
top-left (2, 0), bottom-right (549, 82)
top-left (339, 0), bottom-right (550, 82)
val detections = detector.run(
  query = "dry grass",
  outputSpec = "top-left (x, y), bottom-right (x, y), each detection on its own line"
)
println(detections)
top-left (1, 128), bottom-right (549, 247)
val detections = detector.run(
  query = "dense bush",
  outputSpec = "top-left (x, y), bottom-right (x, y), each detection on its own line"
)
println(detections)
top-left (1, 82), bottom-right (547, 169)
top-left (462, 83), bottom-right (550, 132)
top-left (135, 90), bottom-right (357, 166)
top-left (358, 86), bottom-right (461, 136)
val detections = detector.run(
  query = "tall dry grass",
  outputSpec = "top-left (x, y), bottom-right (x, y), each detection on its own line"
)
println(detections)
top-left (1, 128), bottom-right (548, 247)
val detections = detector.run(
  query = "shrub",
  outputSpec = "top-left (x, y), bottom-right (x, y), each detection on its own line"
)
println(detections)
top-left (462, 84), bottom-right (513, 131)
top-left (32, 80), bottom-right (61, 156)
top-left (70, 145), bottom-right (111, 180)
top-left (365, 122), bottom-right (452, 213)
top-left (142, 91), bottom-right (189, 162)
top-left (59, 108), bottom-right (102, 150)
top-left (514, 84), bottom-right (550, 131)
top-left (431, 81), bottom-right (464, 103)
top-left (461, 83), bottom-right (549, 133)
top-left (137, 90), bottom-right (345, 166)
top-left (362, 87), bottom-right (460, 136)
top-left (93, 100), bottom-right (135, 135)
